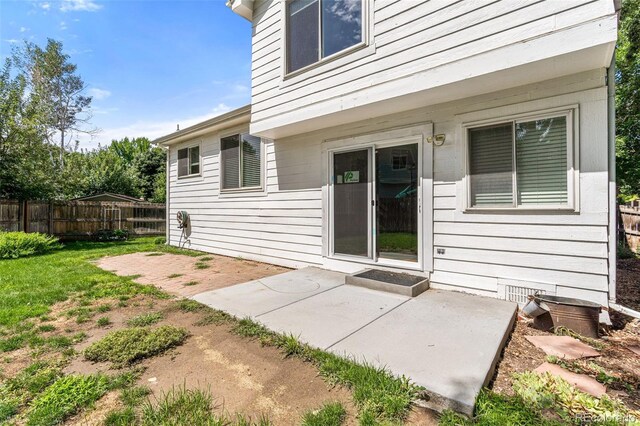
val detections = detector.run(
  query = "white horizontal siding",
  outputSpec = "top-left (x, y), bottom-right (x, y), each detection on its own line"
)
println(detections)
top-left (249, 0), bottom-right (615, 131)
top-left (168, 71), bottom-right (611, 304)
top-left (168, 131), bottom-right (324, 268)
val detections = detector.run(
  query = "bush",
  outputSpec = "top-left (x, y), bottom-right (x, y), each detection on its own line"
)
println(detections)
top-left (154, 236), bottom-right (166, 245)
top-left (93, 229), bottom-right (129, 242)
top-left (0, 232), bottom-right (61, 259)
top-left (84, 326), bottom-right (188, 367)
top-left (618, 242), bottom-right (638, 259)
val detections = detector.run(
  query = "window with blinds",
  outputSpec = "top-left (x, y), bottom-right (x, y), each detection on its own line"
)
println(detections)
top-left (286, 0), bottom-right (363, 73)
top-left (221, 133), bottom-right (262, 191)
top-left (467, 112), bottom-right (571, 208)
top-left (177, 145), bottom-right (200, 178)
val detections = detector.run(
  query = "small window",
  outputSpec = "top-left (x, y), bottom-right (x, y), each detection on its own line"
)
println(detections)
top-left (286, 0), bottom-right (363, 74)
top-left (220, 133), bottom-right (262, 191)
top-left (177, 145), bottom-right (200, 178)
top-left (391, 150), bottom-right (409, 171)
top-left (467, 113), bottom-right (572, 208)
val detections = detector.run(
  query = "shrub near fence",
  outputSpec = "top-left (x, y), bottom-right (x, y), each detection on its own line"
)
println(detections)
top-left (0, 200), bottom-right (165, 241)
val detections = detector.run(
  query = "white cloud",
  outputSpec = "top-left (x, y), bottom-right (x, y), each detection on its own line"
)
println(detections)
top-left (60, 0), bottom-right (102, 12)
top-left (88, 87), bottom-right (111, 100)
top-left (4, 39), bottom-right (20, 44)
top-left (40, 2), bottom-right (51, 10)
top-left (76, 103), bottom-right (234, 149)
top-left (20, 27), bottom-right (28, 33)
top-left (59, 21), bottom-right (67, 30)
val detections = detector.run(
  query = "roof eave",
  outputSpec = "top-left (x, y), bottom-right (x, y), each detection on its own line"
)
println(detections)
top-left (152, 105), bottom-right (251, 147)
top-left (225, 0), bottom-right (253, 21)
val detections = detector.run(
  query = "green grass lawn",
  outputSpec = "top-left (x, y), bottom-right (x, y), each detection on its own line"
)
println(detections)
top-left (0, 238), bottom-right (194, 327)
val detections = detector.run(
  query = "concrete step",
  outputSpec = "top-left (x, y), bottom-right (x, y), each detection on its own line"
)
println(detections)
top-left (345, 269), bottom-right (429, 297)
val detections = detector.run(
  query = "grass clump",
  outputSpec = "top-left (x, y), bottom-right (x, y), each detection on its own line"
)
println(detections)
top-left (302, 402), bottom-right (346, 426)
top-left (167, 273), bottom-right (183, 279)
top-left (97, 316), bottom-right (112, 327)
top-left (184, 280), bottom-right (199, 286)
top-left (84, 326), bottom-right (188, 367)
top-left (194, 310), bottom-right (232, 327)
top-left (439, 389), bottom-right (562, 426)
top-left (512, 371), bottom-right (639, 422)
top-left (0, 232), bottom-right (61, 259)
top-left (177, 299), bottom-right (205, 312)
top-left (127, 312), bottom-right (163, 327)
top-left (26, 374), bottom-right (109, 426)
top-left (105, 407), bottom-right (136, 425)
top-left (229, 317), bottom-right (419, 423)
top-left (194, 261), bottom-right (210, 270)
top-left (141, 386), bottom-right (270, 426)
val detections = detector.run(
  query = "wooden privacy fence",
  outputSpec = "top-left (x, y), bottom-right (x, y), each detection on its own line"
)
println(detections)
top-left (621, 202), bottom-right (640, 253)
top-left (0, 200), bottom-right (165, 240)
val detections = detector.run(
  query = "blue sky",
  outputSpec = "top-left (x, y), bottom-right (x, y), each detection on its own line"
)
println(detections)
top-left (0, 0), bottom-right (253, 149)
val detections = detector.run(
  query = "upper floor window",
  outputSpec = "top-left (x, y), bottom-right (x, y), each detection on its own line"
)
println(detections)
top-left (286, 0), bottom-right (363, 74)
top-left (467, 111), bottom-right (574, 209)
top-left (177, 145), bottom-right (200, 178)
top-left (220, 133), bottom-right (262, 191)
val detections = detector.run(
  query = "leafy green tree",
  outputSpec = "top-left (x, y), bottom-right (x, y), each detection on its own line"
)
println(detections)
top-left (0, 57), bottom-right (60, 200)
top-left (16, 39), bottom-right (96, 165)
top-left (616, 0), bottom-right (640, 199)
top-left (151, 170), bottom-right (167, 203)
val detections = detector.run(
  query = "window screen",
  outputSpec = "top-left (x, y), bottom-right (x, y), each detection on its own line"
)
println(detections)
top-left (178, 146), bottom-right (200, 178)
top-left (221, 135), bottom-right (240, 190)
top-left (468, 114), bottom-right (570, 208)
top-left (516, 117), bottom-right (568, 205)
top-left (469, 124), bottom-right (514, 207)
top-left (287, 0), bottom-right (362, 73)
top-left (287, 0), bottom-right (319, 72)
top-left (221, 133), bottom-right (262, 190)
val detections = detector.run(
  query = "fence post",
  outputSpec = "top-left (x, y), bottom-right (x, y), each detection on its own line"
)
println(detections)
top-left (22, 200), bottom-right (29, 233)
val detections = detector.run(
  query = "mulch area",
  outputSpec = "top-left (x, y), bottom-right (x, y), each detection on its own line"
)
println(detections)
top-left (491, 257), bottom-right (640, 410)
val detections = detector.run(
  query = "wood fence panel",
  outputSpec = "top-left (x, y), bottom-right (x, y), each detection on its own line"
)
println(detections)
top-left (621, 205), bottom-right (640, 252)
top-left (0, 199), bottom-right (165, 240)
top-left (0, 200), bottom-right (22, 232)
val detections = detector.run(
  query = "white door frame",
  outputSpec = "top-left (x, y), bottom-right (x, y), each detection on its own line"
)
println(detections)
top-left (323, 123), bottom-right (433, 273)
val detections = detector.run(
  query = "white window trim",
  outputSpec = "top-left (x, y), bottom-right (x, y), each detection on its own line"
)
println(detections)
top-left (462, 106), bottom-right (579, 212)
top-left (219, 130), bottom-right (266, 195)
top-left (176, 142), bottom-right (202, 180)
top-left (281, 0), bottom-right (372, 81)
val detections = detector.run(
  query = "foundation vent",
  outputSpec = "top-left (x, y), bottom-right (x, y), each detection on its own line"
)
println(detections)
top-left (497, 279), bottom-right (557, 306)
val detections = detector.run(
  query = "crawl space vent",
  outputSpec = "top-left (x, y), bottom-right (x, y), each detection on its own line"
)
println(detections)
top-left (497, 279), bottom-right (557, 306)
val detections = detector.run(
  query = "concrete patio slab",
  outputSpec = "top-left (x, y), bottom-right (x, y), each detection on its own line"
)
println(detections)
top-left (192, 267), bottom-right (345, 318)
top-left (191, 267), bottom-right (517, 415)
top-left (256, 285), bottom-right (409, 349)
top-left (535, 362), bottom-right (607, 397)
top-left (329, 290), bottom-right (517, 415)
top-left (525, 335), bottom-right (601, 360)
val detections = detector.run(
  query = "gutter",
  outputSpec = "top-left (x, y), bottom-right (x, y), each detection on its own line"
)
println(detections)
top-left (165, 147), bottom-right (170, 246)
top-left (607, 48), bottom-right (617, 305)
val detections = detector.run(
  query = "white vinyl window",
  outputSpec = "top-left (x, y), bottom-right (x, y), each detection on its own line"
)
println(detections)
top-left (466, 110), bottom-right (574, 209)
top-left (286, 0), bottom-right (364, 74)
top-left (177, 145), bottom-right (200, 178)
top-left (220, 133), bottom-right (262, 191)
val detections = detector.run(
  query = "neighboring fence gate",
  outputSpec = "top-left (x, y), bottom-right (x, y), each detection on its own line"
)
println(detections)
top-left (0, 200), bottom-right (165, 240)
top-left (620, 201), bottom-right (640, 253)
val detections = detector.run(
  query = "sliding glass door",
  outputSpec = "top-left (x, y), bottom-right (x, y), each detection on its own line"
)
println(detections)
top-left (331, 142), bottom-right (420, 265)
top-left (332, 149), bottom-right (371, 258)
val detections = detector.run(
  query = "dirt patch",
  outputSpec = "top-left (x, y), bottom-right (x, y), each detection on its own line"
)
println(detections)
top-left (96, 252), bottom-right (290, 297)
top-left (491, 259), bottom-right (640, 411)
top-left (52, 296), bottom-right (355, 425)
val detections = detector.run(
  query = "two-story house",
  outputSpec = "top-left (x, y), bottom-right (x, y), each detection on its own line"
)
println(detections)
top-left (155, 0), bottom-right (619, 308)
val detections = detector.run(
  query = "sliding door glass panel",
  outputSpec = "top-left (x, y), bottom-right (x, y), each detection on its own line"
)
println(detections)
top-left (375, 144), bottom-right (418, 262)
top-left (322, 0), bottom-right (362, 57)
top-left (287, 0), bottom-right (319, 72)
top-left (333, 149), bottom-right (369, 257)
